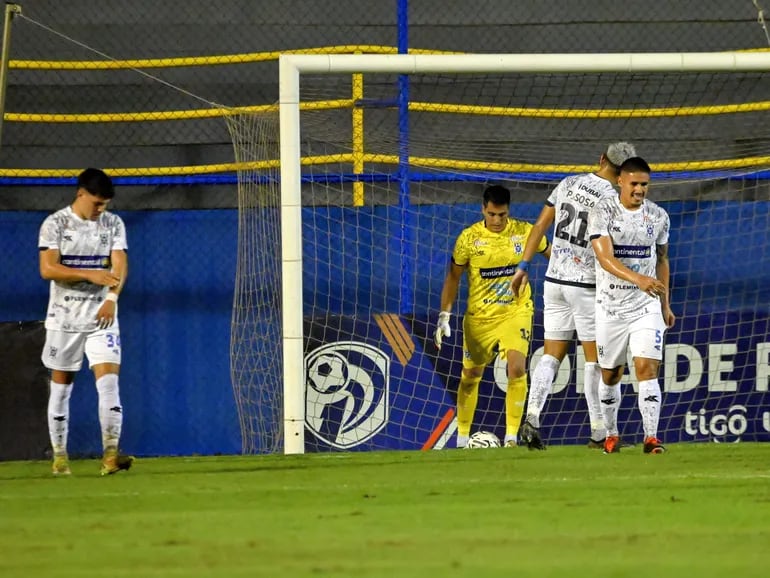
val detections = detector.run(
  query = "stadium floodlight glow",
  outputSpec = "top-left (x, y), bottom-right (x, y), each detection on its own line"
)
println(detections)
top-left (274, 52), bottom-right (770, 455)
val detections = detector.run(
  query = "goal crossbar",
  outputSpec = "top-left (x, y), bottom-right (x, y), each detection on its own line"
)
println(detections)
top-left (278, 52), bottom-right (770, 454)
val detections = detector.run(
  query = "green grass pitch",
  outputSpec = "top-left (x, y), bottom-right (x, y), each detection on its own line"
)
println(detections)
top-left (1, 443), bottom-right (769, 577)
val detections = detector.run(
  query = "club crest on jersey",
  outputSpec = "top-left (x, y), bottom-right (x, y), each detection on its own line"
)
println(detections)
top-left (100, 233), bottom-right (109, 245)
top-left (646, 224), bottom-right (654, 237)
top-left (305, 341), bottom-right (390, 449)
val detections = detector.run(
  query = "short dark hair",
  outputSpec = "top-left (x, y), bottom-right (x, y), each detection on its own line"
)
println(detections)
top-left (619, 156), bottom-right (651, 174)
top-left (483, 184), bottom-right (511, 206)
top-left (77, 168), bottom-right (115, 199)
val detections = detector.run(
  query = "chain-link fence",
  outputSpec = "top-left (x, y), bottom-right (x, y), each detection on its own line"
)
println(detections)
top-left (1, 0), bottom-right (768, 210)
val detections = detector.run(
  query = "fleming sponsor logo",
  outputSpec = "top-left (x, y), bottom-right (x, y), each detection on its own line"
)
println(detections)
top-left (479, 265), bottom-right (516, 278)
top-left (305, 342), bottom-right (389, 449)
top-left (64, 295), bottom-right (103, 302)
top-left (613, 245), bottom-right (651, 258)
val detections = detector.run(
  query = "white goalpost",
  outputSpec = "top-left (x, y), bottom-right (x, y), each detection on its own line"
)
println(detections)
top-left (267, 52), bottom-right (770, 455)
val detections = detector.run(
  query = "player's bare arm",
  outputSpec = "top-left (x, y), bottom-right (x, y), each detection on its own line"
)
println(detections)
top-left (541, 240), bottom-right (552, 260)
top-left (591, 235), bottom-right (665, 297)
top-left (656, 243), bottom-right (676, 328)
top-left (96, 249), bottom-right (128, 329)
top-left (107, 248), bottom-right (128, 296)
top-left (439, 260), bottom-right (465, 313)
top-left (511, 205), bottom-right (555, 297)
top-left (39, 248), bottom-right (120, 287)
top-left (435, 260), bottom-right (466, 349)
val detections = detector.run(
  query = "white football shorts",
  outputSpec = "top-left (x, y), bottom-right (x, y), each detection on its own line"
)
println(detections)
top-left (543, 281), bottom-right (597, 342)
top-left (596, 309), bottom-right (666, 369)
top-left (42, 328), bottom-right (122, 371)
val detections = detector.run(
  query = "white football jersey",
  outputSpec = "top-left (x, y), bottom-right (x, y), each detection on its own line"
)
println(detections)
top-left (545, 173), bottom-right (617, 287)
top-left (39, 206), bottom-right (128, 332)
top-left (588, 196), bottom-right (670, 320)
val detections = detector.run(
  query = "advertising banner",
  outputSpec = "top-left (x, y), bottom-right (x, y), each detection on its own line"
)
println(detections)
top-left (304, 312), bottom-right (770, 450)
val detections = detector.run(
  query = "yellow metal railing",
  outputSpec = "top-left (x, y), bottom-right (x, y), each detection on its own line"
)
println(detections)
top-left (4, 153), bottom-right (769, 179)
top-left (2, 45), bottom-right (769, 186)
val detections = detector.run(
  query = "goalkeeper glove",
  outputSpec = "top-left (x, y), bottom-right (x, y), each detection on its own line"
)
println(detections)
top-left (434, 311), bottom-right (452, 350)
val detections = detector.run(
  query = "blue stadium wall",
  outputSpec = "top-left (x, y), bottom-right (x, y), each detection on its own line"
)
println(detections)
top-left (1, 201), bottom-right (768, 456)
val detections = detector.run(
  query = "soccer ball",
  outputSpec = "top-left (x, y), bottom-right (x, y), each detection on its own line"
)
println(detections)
top-left (466, 431), bottom-right (501, 449)
top-left (307, 353), bottom-right (349, 394)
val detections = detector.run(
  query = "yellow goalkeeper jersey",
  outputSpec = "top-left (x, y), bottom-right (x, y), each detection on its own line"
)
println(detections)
top-left (452, 218), bottom-right (547, 320)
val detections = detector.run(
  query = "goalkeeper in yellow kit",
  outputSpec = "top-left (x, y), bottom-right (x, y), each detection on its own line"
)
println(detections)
top-left (435, 185), bottom-right (550, 448)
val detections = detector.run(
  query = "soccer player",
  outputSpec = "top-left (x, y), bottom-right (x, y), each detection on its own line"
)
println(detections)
top-left (435, 184), bottom-right (550, 448)
top-left (588, 157), bottom-right (676, 454)
top-left (39, 168), bottom-right (134, 475)
top-left (511, 142), bottom-right (637, 450)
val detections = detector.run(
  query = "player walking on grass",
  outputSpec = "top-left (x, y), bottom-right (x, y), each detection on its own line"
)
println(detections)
top-left (435, 185), bottom-right (550, 448)
top-left (511, 142), bottom-right (637, 450)
top-left (39, 168), bottom-right (134, 476)
top-left (588, 157), bottom-right (675, 454)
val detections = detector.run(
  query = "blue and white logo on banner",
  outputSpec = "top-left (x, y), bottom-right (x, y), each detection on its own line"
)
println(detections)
top-left (305, 341), bottom-right (390, 449)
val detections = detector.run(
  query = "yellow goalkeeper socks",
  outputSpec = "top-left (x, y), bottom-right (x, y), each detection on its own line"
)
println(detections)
top-left (505, 375), bottom-right (528, 439)
top-left (456, 373), bottom-right (482, 436)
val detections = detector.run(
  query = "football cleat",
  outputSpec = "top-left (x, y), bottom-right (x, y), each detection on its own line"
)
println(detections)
top-left (52, 453), bottom-right (71, 476)
top-left (589, 437), bottom-right (635, 449)
top-left (520, 421), bottom-right (546, 451)
top-left (101, 449), bottom-right (135, 476)
top-left (603, 435), bottom-right (621, 454)
top-left (643, 437), bottom-right (666, 454)
top-left (504, 439), bottom-right (518, 448)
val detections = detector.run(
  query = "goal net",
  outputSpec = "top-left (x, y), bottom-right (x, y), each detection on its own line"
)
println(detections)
top-left (229, 53), bottom-right (770, 454)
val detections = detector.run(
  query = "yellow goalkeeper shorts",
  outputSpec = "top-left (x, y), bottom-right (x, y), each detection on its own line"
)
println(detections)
top-left (461, 303), bottom-right (534, 369)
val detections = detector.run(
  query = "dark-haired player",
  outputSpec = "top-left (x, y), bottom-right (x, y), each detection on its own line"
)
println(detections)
top-left (588, 157), bottom-right (675, 454)
top-left (435, 185), bottom-right (550, 448)
top-left (39, 168), bottom-right (133, 475)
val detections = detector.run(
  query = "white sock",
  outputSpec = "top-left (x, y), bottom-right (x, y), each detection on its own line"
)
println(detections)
top-left (456, 434), bottom-right (469, 449)
top-left (96, 374), bottom-right (122, 451)
top-left (48, 381), bottom-right (73, 455)
top-left (584, 363), bottom-right (606, 440)
top-left (598, 380), bottom-right (621, 437)
top-left (638, 379), bottom-right (662, 439)
top-left (526, 354), bottom-right (560, 428)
